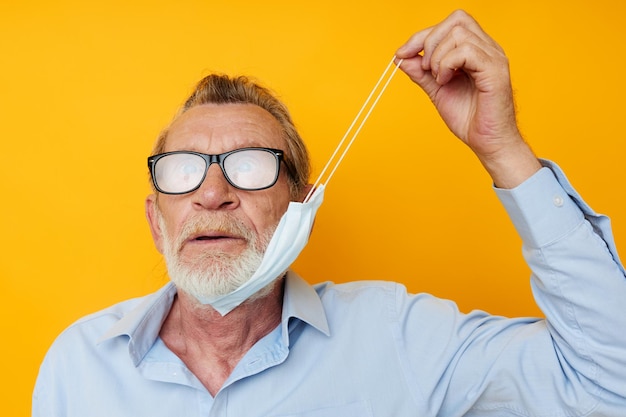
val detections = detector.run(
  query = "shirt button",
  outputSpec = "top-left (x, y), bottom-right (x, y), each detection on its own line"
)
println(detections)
top-left (553, 195), bottom-right (564, 207)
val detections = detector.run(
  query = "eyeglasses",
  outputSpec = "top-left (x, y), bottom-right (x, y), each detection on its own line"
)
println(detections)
top-left (148, 147), bottom-right (285, 194)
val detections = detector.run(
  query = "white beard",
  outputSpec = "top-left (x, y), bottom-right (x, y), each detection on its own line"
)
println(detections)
top-left (156, 208), bottom-right (276, 301)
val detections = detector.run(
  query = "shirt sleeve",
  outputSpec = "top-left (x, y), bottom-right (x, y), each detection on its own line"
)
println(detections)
top-left (396, 160), bottom-right (626, 416)
top-left (489, 159), bottom-right (626, 414)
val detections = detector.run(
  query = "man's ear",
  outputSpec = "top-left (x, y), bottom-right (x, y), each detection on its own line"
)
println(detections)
top-left (299, 183), bottom-right (314, 202)
top-left (145, 194), bottom-right (164, 254)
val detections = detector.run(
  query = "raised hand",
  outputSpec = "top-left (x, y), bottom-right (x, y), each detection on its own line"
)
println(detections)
top-left (396, 10), bottom-right (541, 188)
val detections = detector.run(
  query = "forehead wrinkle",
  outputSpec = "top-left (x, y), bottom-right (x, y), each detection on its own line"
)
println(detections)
top-left (164, 104), bottom-right (286, 154)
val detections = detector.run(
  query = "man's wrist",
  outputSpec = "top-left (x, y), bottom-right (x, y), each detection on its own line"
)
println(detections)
top-left (479, 141), bottom-right (542, 189)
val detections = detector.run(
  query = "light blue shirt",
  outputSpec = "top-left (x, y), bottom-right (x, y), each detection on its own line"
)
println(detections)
top-left (33, 161), bottom-right (626, 416)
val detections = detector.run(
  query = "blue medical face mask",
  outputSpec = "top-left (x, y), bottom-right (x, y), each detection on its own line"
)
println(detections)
top-left (195, 185), bottom-right (325, 315)
top-left (194, 56), bottom-right (401, 315)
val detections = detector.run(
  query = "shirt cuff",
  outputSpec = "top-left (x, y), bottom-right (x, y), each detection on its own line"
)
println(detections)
top-left (494, 160), bottom-right (585, 249)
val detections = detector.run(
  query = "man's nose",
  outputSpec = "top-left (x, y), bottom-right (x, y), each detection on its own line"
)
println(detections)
top-left (191, 164), bottom-right (239, 210)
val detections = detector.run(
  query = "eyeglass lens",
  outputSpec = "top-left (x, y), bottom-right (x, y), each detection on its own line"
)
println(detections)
top-left (154, 149), bottom-right (279, 193)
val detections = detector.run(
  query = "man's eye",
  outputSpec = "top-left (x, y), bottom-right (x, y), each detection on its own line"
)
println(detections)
top-left (234, 159), bottom-right (257, 173)
top-left (181, 163), bottom-right (200, 175)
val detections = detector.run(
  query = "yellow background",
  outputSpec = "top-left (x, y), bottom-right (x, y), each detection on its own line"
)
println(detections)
top-left (2, 0), bottom-right (625, 415)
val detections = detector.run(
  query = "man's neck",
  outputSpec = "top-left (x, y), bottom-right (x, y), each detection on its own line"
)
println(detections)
top-left (159, 279), bottom-right (284, 396)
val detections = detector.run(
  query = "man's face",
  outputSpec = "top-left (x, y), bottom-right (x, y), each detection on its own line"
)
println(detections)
top-left (145, 103), bottom-right (293, 299)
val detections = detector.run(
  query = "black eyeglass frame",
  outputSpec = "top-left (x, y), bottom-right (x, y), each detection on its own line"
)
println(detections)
top-left (147, 147), bottom-right (286, 195)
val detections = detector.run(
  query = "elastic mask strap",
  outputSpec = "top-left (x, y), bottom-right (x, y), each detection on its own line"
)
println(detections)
top-left (304, 56), bottom-right (403, 203)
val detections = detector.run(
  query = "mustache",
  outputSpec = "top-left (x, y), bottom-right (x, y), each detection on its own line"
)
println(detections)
top-left (176, 214), bottom-right (254, 247)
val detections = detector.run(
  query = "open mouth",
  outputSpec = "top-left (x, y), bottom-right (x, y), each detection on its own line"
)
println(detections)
top-left (188, 231), bottom-right (242, 243)
top-left (195, 235), bottom-right (227, 241)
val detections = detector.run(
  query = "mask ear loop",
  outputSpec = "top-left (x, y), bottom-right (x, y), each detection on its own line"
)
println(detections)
top-left (304, 56), bottom-right (403, 203)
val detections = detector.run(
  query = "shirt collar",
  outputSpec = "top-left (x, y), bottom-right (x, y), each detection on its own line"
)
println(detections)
top-left (281, 270), bottom-right (330, 346)
top-left (97, 271), bottom-right (330, 366)
top-left (97, 283), bottom-right (177, 365)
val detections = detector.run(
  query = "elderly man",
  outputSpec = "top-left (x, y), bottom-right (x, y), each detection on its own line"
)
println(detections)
top-left (33, 10), bottom-right (626, 417)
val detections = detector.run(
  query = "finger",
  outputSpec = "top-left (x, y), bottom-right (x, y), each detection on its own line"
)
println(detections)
top-left (429, 26), bottom-right (497, 83)
top-left (395, 10), bottom-right (479, 64)
top-left (395, 26), bottom-right (434, 60)
top-left (435, 43), bottom-right (482, 86)
top-left (422, 10), bottom-right (492, 50)
top-left (439, 45), bottom-right (510, 96)
top-left (421, 10), bottom-right (494, 71)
